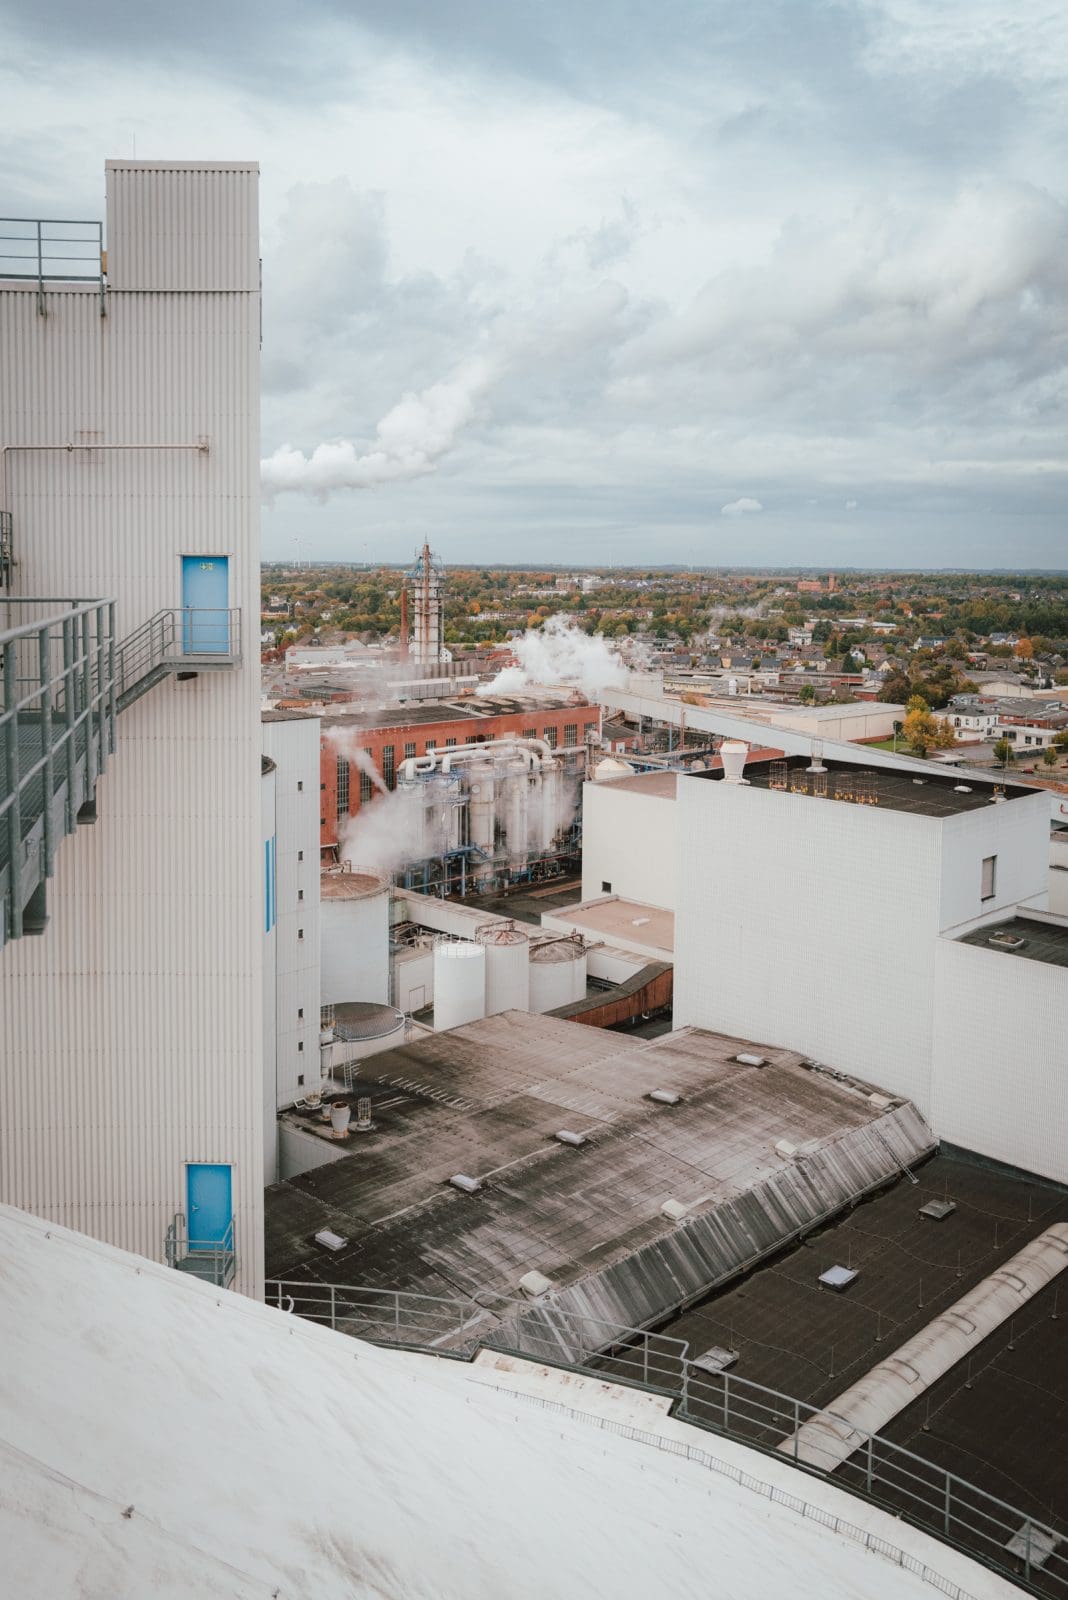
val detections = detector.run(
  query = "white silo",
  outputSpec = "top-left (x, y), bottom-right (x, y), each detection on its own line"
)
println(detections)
top-left (320, 866), bottom-right (391, 1007)
top-left (433, 939), bottom-right (486, 1031)
top-left (501, 756), bottom-right (530, 863)
top-left (466, 760), bottom-right (497, 855)
top-left (538, 756), bottom-right (561, 852)
top-left (528, 936), bottom-right (587, 1013)
top-left (478, 921), bottom-right (530, 1014)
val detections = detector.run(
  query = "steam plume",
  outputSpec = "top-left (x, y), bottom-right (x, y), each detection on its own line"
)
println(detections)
top-left (488, 615), bottom-right (629, 698)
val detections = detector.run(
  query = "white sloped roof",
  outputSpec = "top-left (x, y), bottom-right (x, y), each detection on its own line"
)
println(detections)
top-left (0, 1204), bottom-right (1003, 1600)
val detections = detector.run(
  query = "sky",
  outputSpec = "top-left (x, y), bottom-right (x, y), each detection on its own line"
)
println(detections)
top-left (3, 0), bottom-right (1067, 569)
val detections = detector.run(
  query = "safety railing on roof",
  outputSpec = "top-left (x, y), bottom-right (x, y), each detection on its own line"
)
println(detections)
top-left (166, 1212), bottom-right (236, 1289)
top-left (266, 1278), bottom-right (1066, 1598)
top-left (0, 598), bottom-right (115, 943)
top-left (115, 608), bottom-right (242, 710)
top-left (0, 217), bottom-right (106, 314)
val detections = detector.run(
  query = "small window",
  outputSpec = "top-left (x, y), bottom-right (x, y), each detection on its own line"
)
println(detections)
top-left (602, 880), bottom-right (612, 893)
top-left (320, 817), bottom-right (325, 826)
top-left (981, 856), bottom-right (997, 901)
top-left (404, 741), bottom-right (417, 760)
top-left (445, 737), bottom-right (457, 748)
top-left (297, 1074), bottom-right (305, 1087)
top-left (298, 928), bottom-right (304, 940)
top-left (297, 1008), bottom-right (304, 1018)
top-left (297, 781), bottom-right (304, 791)
top-left (523, 727), bottom-right (537, 740)
top-left (298, 889), bottom-right (304, 901)
top-left (297, 850), bottom-right (303, 861)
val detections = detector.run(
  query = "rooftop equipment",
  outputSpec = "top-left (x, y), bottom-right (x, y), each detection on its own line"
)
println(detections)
top-left (433, 939), bottom-right (487, 1033)
top-left (660, 1198), bottom-right (689, 1221)
top-left (735, 1052), bottom-right (767, 1067)
top-left (448, 1173), bottom-right (482, 1194)
top-left (819, 1265), bottom-right (859, 1291)
top-left (919, 1199), bottom-right (957, 1221)
top-left (648, 1088), bottom-right (681, 1106)
top-left (554, 1130), bottom-right (588, 1147)
top-left (719, 740), bottom-right (749, 785)
top-left (692, 1347), bottom-right (739, 1374)
top-left (518, 1270), bottom-right (553, 1299)
top-left (988, 931), bottom-right (1027, 951)
top-left (314, 1229), bottom-right (348, 1252)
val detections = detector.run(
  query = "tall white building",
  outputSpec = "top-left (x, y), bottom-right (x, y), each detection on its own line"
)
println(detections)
top-left (0, 162), bottom-right (264, 1293)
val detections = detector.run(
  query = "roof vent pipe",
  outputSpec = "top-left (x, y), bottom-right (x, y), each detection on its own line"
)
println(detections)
top-left (720, 740), bottom-right (749, 785)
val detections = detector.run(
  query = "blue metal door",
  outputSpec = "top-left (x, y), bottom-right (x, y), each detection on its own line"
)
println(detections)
top-left (186, 1163), bottom-right (233, 1251)
top-left (181, 555), bottom-right (229, 653)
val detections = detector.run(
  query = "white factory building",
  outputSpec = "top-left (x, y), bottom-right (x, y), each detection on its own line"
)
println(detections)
top-left (0, 163), bottom-right (265, 1293)
top-left (583, 745), bottom-right (1066, 1184)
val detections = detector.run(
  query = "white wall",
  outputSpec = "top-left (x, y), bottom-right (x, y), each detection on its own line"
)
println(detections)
top-left (262, 762), bottom-right (278, 1184)
top-left (262, 715), bottom-right (322, 1113)
top-left (320, 888), bottom-right (390, 1006)
top-left (392, 946), bottom-right (434, 1014)
top-left (937, 796), bottom-right (1049, 931)
top-left (0, 162), bottom-right (264, 1295)
top-left (1051, 833), bottom-right (1068, 916)
top-left (932, 935), bottom-right (1066, 1182)
top-left (581, 782), bottom-right (677, 909)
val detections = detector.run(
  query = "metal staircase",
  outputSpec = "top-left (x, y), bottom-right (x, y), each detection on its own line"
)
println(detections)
top-left (1, 598), bottom-right (240, 949)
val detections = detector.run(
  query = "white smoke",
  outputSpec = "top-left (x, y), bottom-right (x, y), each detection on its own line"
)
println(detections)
top-left (488, 615), bottom-right (629, 698)
top-left (337, 788), bottom-right (425, 875)
top-left (261, 357), bottom-right (496, 500)
top-left (324, 726), bottom-right (388, 793)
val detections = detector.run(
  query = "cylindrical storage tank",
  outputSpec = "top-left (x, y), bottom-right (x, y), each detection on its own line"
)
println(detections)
top-left (466, 760), bottom-right (496, 854)
top-left (320, 866), bottom-right (391, 1007)
top-left (502, 758), bottom-right (529, 863)
top-left (323, 1001), bottom-right (406, 1072)
top-left (396, 775), bottom-right (426, 858)
top-left (528, 936), bottom-right (587, 1013)
top-left (478, 921), bottom-right (530, 1015)
top-left (539, 758), bottom-right (560, 852)
top-left (433, 939), bottom-right (486, 1032)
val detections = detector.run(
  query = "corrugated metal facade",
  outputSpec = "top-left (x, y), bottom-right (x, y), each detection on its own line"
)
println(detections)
top-left (0, 164), bottom-right (264, 1295)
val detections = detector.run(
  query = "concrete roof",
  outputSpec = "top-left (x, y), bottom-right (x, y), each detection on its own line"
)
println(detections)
top-left (550, 896), bottom-right (675, 953)
top-left (958, 914), bottom-right (1068, 969)
top-left (266, 1014), bottom-right (933, 1348)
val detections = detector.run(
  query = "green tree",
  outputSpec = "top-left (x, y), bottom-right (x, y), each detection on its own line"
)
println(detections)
top-left (992, 737), bottom-right (1015, 768)
top-left (1042, 747), bottom-right (1058, 769)
top-left (798, 683), bottom-right (815, 703)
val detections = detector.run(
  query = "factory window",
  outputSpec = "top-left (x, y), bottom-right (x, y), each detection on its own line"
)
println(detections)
top-left (523, 727), bottom-right (536, 740)
top-left (298, 928), bottom-right (304, 940)
top-left (297, 781), bottom-right (304, 792)
top-left (382, 746), bottom-right (396, 789)
top-left (543, 726), bottom-right (558, 749)
top-left (297, 1008), bottom-right (303, 1018)
top-left (320, 817), bottom-right (325, 826)
top-left (359, 766), bottom-right (373, 803)
top-left (336, 754), bottom-right (350, 818)
top-left (404, 741), bottom-right (417, 760)
top-left (445, 737), bottom-right (457, 748)
top-left (981, 855), bottom-right (997, 901)
top-left (297, 1074), bottom-right (304, 1088)
top-left (298, 889), bottom-right (304, 901)
top-left (564, 723), bottom-right (578, 747)
top-left (425, 739), bottom-right (436, 750)
top-left (297, 1041), bottom-right (304, 1052)
top-left (602, 881), bottom-right (612, 893)
top-left (297, 850), bottom-right (303, 862)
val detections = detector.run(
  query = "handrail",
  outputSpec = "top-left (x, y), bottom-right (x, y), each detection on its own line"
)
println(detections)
top-left (266, 1278), bottom-right (1066, 1597)
top-left (0, 217), bottom-right (105, 314)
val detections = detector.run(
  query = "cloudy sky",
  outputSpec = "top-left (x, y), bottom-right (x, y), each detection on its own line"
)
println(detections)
top-left (4, 0), bottom-right (1067, 568)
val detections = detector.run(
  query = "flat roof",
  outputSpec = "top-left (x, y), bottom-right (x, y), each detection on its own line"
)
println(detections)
top-left (696, 755), bottom-right (1038, 819)
top-left (648, 1149), bottom-right (1068, 1568)
top-left (597, 771), bottom-right (678, 799)
top-left (320, 691), bottom-right (588, 732)
top-left (957, 915), bottom-right (1068, 969)
top-left (266, 1014), bottom-right (933, 1347)
top-left (549, 896), bottom-right (675, 953)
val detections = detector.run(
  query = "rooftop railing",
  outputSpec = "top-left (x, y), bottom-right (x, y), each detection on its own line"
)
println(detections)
top-left (267, 1278), bottom-right (1067, 1598)
top-left (166, 1213), bottom-right (235, 1288)
top-left (0, 217), bottom-right (106, 314)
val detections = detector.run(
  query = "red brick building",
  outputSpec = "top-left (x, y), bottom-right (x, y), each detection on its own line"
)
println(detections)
top-left (320, 693), bottom-right (601, 856)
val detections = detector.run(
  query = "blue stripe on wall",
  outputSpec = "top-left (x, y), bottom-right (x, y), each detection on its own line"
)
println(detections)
top-left (265, 836), bottom-right (277, 932)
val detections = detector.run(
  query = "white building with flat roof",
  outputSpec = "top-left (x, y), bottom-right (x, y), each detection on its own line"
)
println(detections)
top-left (0, 162), bottom-right (264, 1293)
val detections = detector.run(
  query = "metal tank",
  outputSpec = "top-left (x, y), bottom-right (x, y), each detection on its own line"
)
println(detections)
top-left (320, 865), bottom-right (391, 1007)
top-left (537, 755), bottom-right (561, 853)
top-left (501, 755), bottom-right (530, 864)
top-left (466, 760), bottom-right (497, 855)
top-left (528, 935), bottom-right (586, 1013)
top-left (478, 920), bottom-right (530, 1014)
top-left (433, 938), bottom-right (486, 1032)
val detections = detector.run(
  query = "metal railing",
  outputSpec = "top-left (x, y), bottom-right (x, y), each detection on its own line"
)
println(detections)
top-left (0, 598), bottom-right (115, 942)
top-left (0, 217), bottom-right (106, 314)
top-left (267, 1279), bottom-right (1067, 1597)
top-left (0, 512), bottom-right (12, 589)
top-left (166, 1212), bottom-right (236, 1288)
top-left (115, 607), bottom-right (242, 709)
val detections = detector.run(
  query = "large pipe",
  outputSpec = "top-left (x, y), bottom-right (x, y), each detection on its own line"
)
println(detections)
top-left (399, 737), bottom-right (555, 783)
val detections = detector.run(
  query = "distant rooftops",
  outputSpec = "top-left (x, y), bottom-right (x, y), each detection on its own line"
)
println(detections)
top-left (319, 690), bottom-right (589, 731)
top-left (693, 755), bottom-right (1038, 819)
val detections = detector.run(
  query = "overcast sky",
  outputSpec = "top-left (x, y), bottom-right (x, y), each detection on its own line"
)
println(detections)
top-left (4, 1), bottom-right (1067, 568)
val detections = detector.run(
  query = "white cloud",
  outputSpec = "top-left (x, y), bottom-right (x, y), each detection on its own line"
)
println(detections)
top-left (721, 497), bottom-right (764, 516)
top-left (845, 499), bottom-right (859, 509)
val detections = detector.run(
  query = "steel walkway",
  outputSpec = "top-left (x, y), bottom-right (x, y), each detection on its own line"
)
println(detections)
top-left (1, 599), bottom-right (240, 949)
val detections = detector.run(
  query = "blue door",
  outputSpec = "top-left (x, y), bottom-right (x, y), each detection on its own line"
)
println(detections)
top-left (186, 1163), bottom-right (233, 1251)
top-left (181, 555), bottom-right (229, 654)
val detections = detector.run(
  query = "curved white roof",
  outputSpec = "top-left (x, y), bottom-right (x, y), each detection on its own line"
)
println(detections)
top-left (0, 1206), bottom-right (1011, 1600)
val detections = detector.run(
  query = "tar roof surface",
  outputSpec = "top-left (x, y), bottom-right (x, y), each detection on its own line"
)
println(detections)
top-left (696, 756), bottom-right (1037, 819)
top-left (266, 1014), bottom-right (913, 1293)
top-left (957, 916), bottom-right (1068, 969)
top-left (646, 1151), bottom-right (1068, 1561)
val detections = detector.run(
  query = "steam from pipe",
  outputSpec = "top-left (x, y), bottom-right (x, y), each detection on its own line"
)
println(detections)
top-left (488, 614), bottom-right (629, 698)
top-left (324, 727), bottom-right (388, 793)
top-left (260, 358), bottom-right (496, 500)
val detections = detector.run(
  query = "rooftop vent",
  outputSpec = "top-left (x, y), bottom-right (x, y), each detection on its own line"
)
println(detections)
top-left (648, 1088), bottom-right (682, 1106)
top-left (735, 1052), bottom-right (767, 1068)
top-left (314, 1229), bottom-right (348, 1252)
top-left (919, 1198), bottom-right (957, 1222)
top-left (693, 1346), bottom-right (739, 1374)
top-left (554, 1129), bottom-right (588, 1147)
top-left (774, 1139), bottom-right (800, 1160)
top-left (988, 931), bottom-right (1027, 951)
top-left (953, 784), bottom-right (973, 794)
top-left (912, 778), bottom-right (926, 786)
top-left (720, 740), bottom-right (749, 785)
top-left (819, 1264), bottom-right (859, 1292)
top-left (660, 1198), bottom-right (689, 1222)
top-left (518, 1270), bottom-right (553, 1299)
top-left (448, 1173), bottom-right (483, 1194)
top-left (868, 1092), bottom-right (894, 1111)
